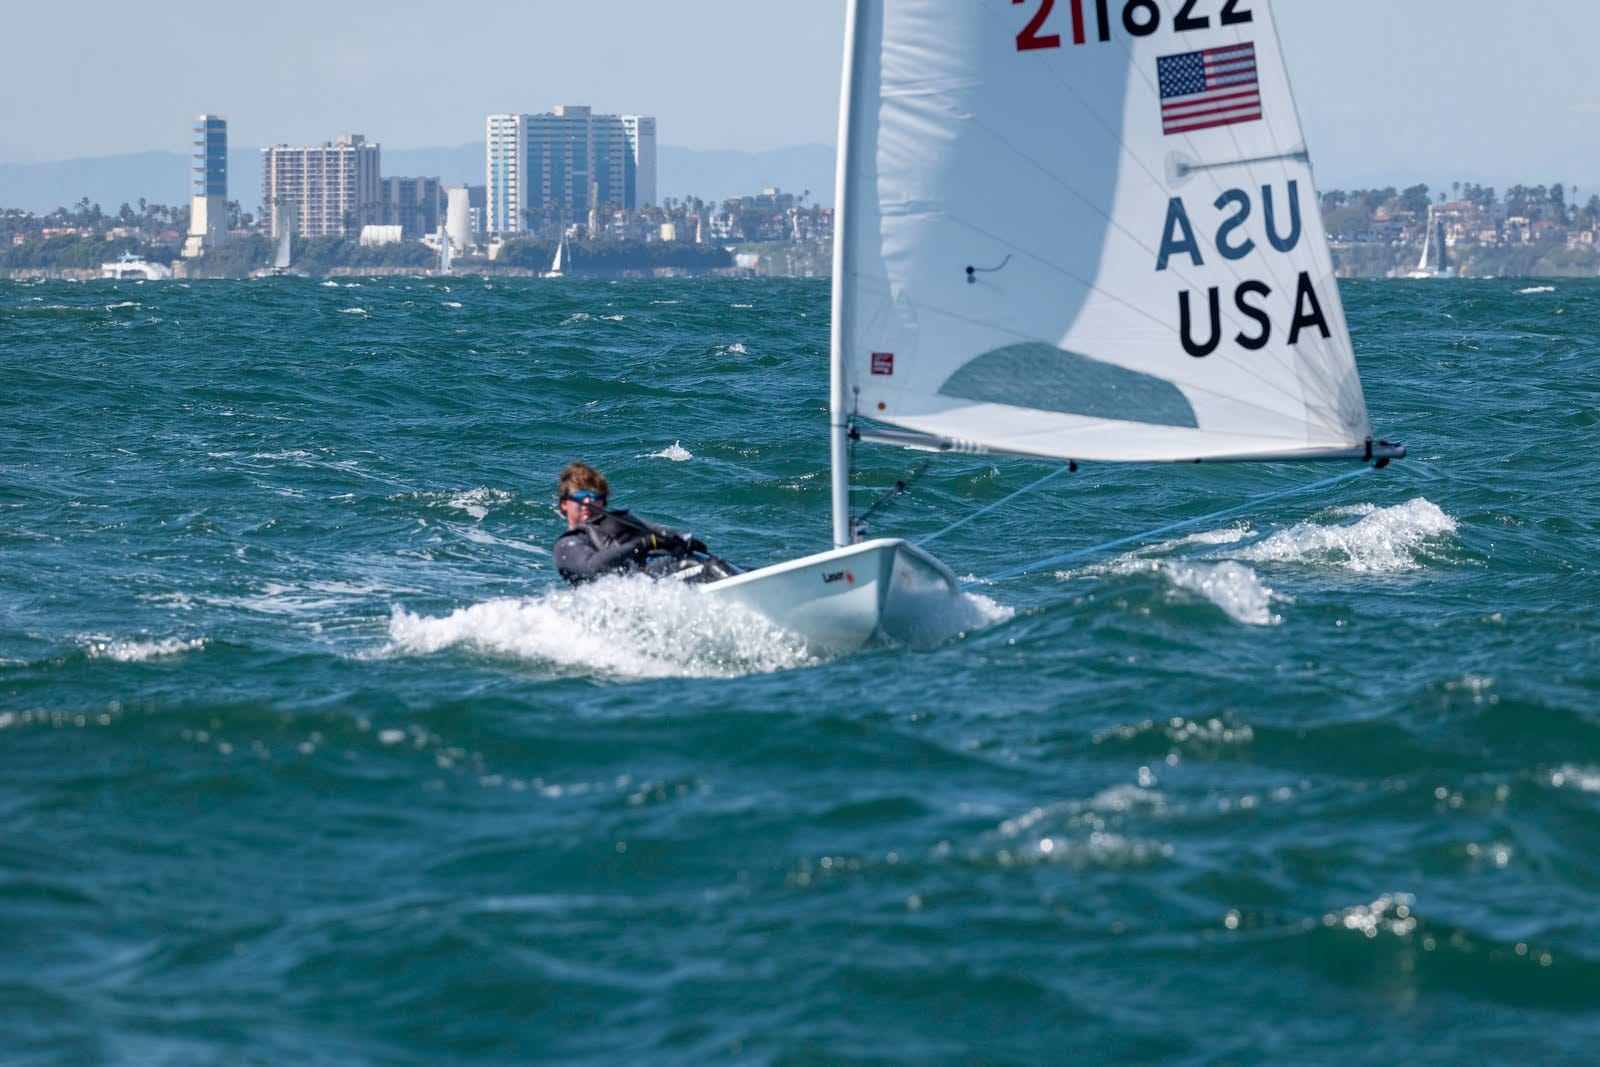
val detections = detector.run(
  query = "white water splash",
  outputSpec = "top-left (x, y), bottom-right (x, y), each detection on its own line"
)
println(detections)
top-left (1518, 285), bottom-right (1556, 294)
top-left (1231, 497), bottom-right (1457, 573)
top-left (386, 576), bottom-right (818, 679)
top-left (1087, 552), bottom-right (1282, 626)
top-left (441, 487), bottom-right (512, 520)
top-left (716, 342), bottom-right (748, 355)
top-left (339, 307), bottom-right (368, 316)
top-left (1550, 766), bottom-right (1600, 792)
top-left (646, 442), bottom-right (693, 462)
top-left (1163, 560), bottom-right (1283, 625)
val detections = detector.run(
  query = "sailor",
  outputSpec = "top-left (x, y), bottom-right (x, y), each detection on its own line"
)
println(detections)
top-left (552, 460), bottom-right (709, 585)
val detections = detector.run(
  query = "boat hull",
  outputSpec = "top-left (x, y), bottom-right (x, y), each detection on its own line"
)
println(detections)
top-left (702, 538), bottom-right (961, 654)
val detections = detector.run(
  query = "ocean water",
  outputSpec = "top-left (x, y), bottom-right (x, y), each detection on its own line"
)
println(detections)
top-left (2, 275), bottom-right (1597, 1065)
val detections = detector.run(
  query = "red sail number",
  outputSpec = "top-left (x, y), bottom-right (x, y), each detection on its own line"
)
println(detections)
top-left (1014, 0), bottom-right (1253, 51)
top-left (1013, 0), bottom-right (1064, 50)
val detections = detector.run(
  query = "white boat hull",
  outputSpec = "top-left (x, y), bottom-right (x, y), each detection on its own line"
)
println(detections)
top-left (702, 538), bottom-right (961, 654)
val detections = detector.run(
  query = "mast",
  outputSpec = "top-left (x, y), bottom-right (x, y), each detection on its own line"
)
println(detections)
top-left (829, 0), bottom-right (868, 548)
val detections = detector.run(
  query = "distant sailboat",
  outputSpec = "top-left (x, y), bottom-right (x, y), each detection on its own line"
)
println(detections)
top-left (437, 224), bottom-right (453, 275)
top-left (272, 225), bottom-right (292, 275)
top-left (100, 251), bottom-right (172, 281)
top-left (255, 200), bottom-right (299, 278)
top-left (542, 233), bottom-right (568, 278)
top-left (1407, 205), bottom-right (1451, 278)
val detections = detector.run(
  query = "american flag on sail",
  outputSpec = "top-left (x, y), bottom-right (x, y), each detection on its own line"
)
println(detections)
top-left (1157, 42), bottom-right (1261, 135)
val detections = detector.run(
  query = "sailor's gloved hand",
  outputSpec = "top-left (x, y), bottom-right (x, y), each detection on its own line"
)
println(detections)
top-left (686, 536), bottom-right (708, 555)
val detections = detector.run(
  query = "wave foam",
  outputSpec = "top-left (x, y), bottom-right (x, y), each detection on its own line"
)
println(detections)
top-left (386, 577), bottom-right (818, 679)
top-left (1230, 497), bottom-right (1456, 573)
top-left (645, 442), bottom-right (693, 462)
top-left (1163, 560), bottom-right (1282, 625)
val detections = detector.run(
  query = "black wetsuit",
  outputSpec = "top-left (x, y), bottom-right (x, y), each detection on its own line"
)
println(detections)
top-left (553, 509), bottom-right (691, 585)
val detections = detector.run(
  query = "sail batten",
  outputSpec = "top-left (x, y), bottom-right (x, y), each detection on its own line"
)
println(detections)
top-left (834, 0), bottom-right (1373, 471)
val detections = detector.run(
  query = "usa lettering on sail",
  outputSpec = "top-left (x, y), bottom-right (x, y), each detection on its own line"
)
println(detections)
top-left (1014, 0), bottom-right (1253, 51)
top-left (1155, 181), bottom-right (1331, 358)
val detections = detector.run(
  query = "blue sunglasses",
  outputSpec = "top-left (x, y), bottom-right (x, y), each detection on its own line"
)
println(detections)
top-left (562, 490), bottom-right (605, 506)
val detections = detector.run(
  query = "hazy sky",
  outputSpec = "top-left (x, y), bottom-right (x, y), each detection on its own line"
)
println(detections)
top-left (5, 1), bottom-right (1597, 193)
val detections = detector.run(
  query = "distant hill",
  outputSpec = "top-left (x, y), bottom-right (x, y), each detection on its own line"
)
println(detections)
top-left (0, 144), bottom-right (837, 217)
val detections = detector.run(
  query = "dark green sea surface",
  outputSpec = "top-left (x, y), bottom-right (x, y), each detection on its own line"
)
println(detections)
top-left (2, 276), bottom-right (1597, 1064)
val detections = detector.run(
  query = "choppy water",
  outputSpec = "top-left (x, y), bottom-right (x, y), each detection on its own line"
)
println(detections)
top-left (3, 275), bottom-right (1598, 1064)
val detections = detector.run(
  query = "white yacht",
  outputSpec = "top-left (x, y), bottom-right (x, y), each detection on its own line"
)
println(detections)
top-left (100, 252), bottom-right (173, 281)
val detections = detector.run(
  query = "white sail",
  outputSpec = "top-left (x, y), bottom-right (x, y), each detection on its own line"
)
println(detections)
top-left (438, 224), bottom-right (453, 274)
top-left (273, 225), bottom-right (292, 271)
top-left (835, 0), bottom-right (1372, 472)
top-left (706, 1), bottom-right (1399, 649)
top-left (1416, 206), bottom-right (1433, 272)
top-left (549, 235), bottom-right (566, 275)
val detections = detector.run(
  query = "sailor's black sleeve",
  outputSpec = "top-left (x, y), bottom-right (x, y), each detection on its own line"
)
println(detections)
top-left (553, 533), bottom-right (644, 584)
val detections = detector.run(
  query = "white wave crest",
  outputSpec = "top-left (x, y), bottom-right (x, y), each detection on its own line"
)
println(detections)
top-left (441, 486), bottom-right (511, 520)
top-left (645, 441), bottom-right (693, 462)
top-left (1231, 498), bottom-right (1456, 573)
top-left (1085, 552), bottom-right (1280, 625)
top-left (1518, 285), bottom-right (1555, 294)
top-left (1164, 560), bottom-right (1282, 625)
top-left (84, 636), bottom-right (207, 662)
top-left (386, 577), bottom-right (818, 679)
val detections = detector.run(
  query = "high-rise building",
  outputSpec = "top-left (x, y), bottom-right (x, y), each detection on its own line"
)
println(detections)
top-left (622, 116), bottom-right (657, 211)
top-left (261, 134), bottom-right (382, 239)
top-left (380, 176), bottom-right (444, 237)
top-left (183, 114), bottom-right (227, 258)
top-left (484, 106), bottom-right (656, 235)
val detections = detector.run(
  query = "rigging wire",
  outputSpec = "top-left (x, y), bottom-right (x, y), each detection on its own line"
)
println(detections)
top-left (853, 456), bottom-right (935, 537)
top-left (968, 465), bottom-right (1375, 586)
top-left (916, 463), bottom-right (1077, 548)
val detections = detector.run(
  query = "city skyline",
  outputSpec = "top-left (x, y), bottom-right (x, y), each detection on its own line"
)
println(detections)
top-left (4, 1), bottom-right (1599, 198)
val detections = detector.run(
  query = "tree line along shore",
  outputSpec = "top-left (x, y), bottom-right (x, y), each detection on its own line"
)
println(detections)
top-left (4, 181), bottom-right (1598, 279)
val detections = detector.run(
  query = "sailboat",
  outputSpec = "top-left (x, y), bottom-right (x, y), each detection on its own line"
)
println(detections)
top-left (254, 201), bottom-right (298, 278)
top-left (542, 233), bottom-right (567, 278)
top-left (437, 224), bottom-right (453, 275)
top-left (1407, 204), bottom-right (1451, 278)
top-left (272, 225), bottom-right (293, 275)
top-left (699, 0), bottom-right (1403, 653)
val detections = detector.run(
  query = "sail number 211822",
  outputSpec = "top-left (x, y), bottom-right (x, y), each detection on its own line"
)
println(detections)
top-left (1014, 0), bottom-right (1253, 51)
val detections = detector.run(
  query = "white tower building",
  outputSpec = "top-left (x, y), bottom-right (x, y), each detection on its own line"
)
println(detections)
top-left (182, 114), bottom-right (228, 258)
top-left (446, 186), bottom-right (472, 253)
